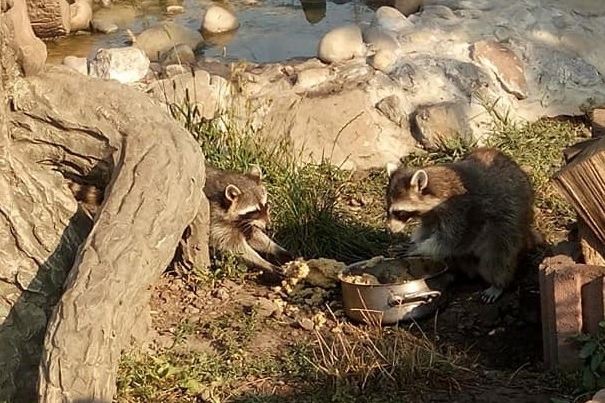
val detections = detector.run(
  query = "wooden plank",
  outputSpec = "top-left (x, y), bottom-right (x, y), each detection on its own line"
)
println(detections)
top-left (552, 138), bottom-right (605, 247)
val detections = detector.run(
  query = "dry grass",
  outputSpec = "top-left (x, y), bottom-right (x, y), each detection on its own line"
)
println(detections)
top-left (309, 319), bottom-right (469, 395)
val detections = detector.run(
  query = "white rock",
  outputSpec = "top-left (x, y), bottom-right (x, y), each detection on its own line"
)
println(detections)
top-left (317, 24), bottom-right (366, 63)
top-left (372, 6), bottom-right (413, 32)
top-left (63, 56), bottom-right (88, 75)
top-left (201, 5), bottom-right (239, 34)
top-left (369, 49), bottom-right (398, 73)
top-left (363, 26), bottom-right (400, 54)
top-left (69, 0), bottom-right (93, 32)
top-left (89, 47), bottom-right (150, 83)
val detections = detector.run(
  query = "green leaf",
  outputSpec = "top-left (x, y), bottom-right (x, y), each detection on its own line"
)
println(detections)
top-left (580, 341), bottom-right (598, 359)
top-left (591, 353), bottom-right (604, 372)
top-left (181, 378), bottom-right (206, 394)
top-left (582, 368), bottom-right (597, 391)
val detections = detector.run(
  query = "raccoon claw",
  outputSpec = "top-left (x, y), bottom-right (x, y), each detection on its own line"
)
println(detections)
top-left (480, 286), bottom-right (503, 304)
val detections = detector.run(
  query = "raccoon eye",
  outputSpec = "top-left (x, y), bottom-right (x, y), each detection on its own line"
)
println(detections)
top-left (239, 209), bottom-right (261, 220)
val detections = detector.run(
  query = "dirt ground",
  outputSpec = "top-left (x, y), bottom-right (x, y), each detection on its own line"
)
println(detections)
top-left (147, 247), bottom-right (567, 403)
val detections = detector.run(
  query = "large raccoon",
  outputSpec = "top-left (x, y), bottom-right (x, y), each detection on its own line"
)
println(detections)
top-left (385, 147), bottom-right (536, 303)
top-left (204, 164), bottom-right (293, 274)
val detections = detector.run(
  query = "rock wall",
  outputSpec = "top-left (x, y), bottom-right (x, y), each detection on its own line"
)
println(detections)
top-left (147, 0), bottom-right (605, 170)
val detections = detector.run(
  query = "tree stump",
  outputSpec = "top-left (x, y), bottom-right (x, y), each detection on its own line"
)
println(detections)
top-left (1, 22), bottom-right (209, 400)
top-left (25, 0), bottom-right (71, 38)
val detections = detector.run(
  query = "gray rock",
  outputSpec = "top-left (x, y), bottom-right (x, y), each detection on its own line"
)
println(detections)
top-left (133, 22), bottom-right (204, 62)
top-left (363, 26), bottom-right (400, 72)
top-left (363, 26), bottom-right (399, 54)
top-left (147, 69), bottom-right (228, 120)
top-left (369, 49), bottom-right (398, 73)
top-left (62, 55), bottom-right (88, 75)
top-left (317, 24), bottom-right (366, 63)
top-left (164, 64), bottom-right (189, 77)
top-left (69, 0), bottom-right (93, 32)
top-left (91, 18), bottom-right (118, 34)
top-left (160, 43), bottom-right (195, 66)
top-left (254, 297), bottom-right (279, 318)
top-left (293, 67), bottom-right (332, 91)
top-left (89, 47), bottom-right (150, 83)
top-left (471, 40), bottom-right (528, 100)
top-left (592, 108), bottom-right (605, 137)
top-left (376, 95), bottom-right (410, 128)
top-left (413, 101), bottom-right (471, 149)
top-left (394, 0), bottom-right (423, 16)
top-left (372, 6), bottom-right (414, 32)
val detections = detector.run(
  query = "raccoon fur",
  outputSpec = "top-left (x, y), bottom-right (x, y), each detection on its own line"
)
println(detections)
top-left (67, 180), bottom-right (105, 218)
top-left (66, 164), bottom-right (292, 274)
top-left (203, 164), bottom-right (293, 274)
top-left (386, 147), bottom-right (537, 303)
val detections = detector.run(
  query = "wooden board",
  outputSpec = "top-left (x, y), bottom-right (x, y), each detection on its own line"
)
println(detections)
top-left (552, 136), bottom-right (605, 248)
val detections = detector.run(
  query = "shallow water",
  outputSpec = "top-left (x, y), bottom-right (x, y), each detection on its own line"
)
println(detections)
top-left (45, 0), bottom-right (385, 64)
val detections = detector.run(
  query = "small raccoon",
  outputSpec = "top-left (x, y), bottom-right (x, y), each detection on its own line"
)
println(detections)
top-left (66, 165), bottom-right (292, 274)
top-left (67, 181), bottom-right (105, 218)
top-left (204, 164), bottom-right (293, 274)
top-left (386, 147), bottom-right (536, 303)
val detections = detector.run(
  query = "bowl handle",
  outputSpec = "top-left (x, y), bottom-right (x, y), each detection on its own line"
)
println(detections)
top-left (388, 290), bottom-right (441, 307)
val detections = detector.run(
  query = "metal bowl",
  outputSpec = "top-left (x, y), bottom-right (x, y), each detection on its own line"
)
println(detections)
top-left (340, 257), bottom-right (450, 325)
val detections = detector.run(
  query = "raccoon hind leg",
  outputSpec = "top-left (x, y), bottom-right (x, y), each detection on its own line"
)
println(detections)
top-left (475, 230), bottom-right (521, 303)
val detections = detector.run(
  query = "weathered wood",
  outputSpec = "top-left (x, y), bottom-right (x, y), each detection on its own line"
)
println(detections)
top-left (578, 218), bottom-right (605, 267)
top-left (552, 136), bottom-right (605, 248)
top-left (25, 0), bottom-right (70, 38)
top-left (1, 64), bottom-right (210, 401)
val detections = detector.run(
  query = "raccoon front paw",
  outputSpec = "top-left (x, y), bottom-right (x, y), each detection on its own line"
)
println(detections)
top-left (387, 242), bottom-right (417, 258)
top-left (275, 250), bottom-right (295, 265)
top-left (480, 286), bottom-right (503, 304)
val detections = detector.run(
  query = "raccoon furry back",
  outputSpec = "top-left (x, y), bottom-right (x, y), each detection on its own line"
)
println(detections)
top-left (386, 147), bottom-right (537, 303)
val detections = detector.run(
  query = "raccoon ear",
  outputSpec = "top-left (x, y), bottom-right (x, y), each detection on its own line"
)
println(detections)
top-left (386, 162), bottom-right (399, 178)
top-left (225, 184), bottom-right (242, 202)
top-left (410, 169), bottom-right (429, 192)
top-left (248, 164), bottom-right (263, 183)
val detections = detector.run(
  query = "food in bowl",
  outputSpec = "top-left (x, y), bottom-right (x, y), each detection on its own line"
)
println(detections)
top-left (340, 256), bottom-right (449, 325)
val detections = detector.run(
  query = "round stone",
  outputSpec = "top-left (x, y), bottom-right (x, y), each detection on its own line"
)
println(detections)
top-left (317, 24), bottom-right (366, 63)
top-left (372, 6), bottom-right (413, 32)
top-left (201, 5), bottom-right (239, 34)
